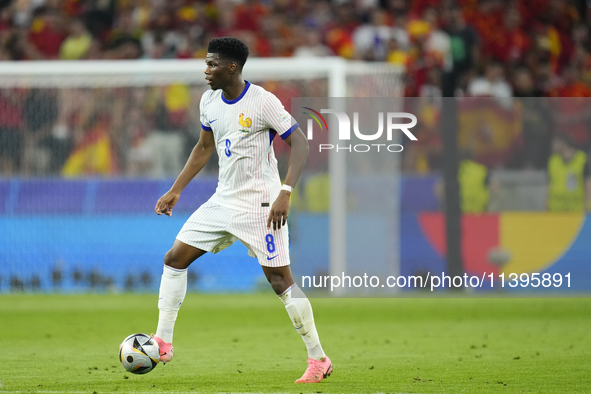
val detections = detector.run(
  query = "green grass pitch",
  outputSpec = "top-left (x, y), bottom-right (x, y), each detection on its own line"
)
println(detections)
top-left (1, 293), bottom-right (590, 394)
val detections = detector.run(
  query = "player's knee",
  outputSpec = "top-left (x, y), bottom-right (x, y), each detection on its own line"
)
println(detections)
top-left (163, 249), bottom-right (176, 267)
top-left (164, 249), bottom-right (188, 270)
top-left (267, 274), bottom-right (290, 295)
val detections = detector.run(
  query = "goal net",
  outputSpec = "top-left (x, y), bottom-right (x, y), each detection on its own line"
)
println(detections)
top-left (0, 58), bottom-right (404, 294)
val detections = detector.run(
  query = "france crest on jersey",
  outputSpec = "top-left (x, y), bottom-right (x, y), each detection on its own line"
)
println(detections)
top-left (199, 81), bottom-right (299, 213)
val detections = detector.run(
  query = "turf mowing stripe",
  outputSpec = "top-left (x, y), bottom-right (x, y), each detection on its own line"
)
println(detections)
top-left (0, 392), bottom-right (430, 394)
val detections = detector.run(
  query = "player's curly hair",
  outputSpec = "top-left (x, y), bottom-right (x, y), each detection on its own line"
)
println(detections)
top-left (208, 37), bottom-right (249, 69)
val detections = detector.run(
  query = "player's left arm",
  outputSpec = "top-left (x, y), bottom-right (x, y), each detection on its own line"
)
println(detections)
top-left (267, 127), bottom-right (309, 230)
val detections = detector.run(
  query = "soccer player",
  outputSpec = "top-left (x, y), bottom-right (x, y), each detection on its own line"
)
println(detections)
top-left (152, 37), bottom-right (332, 384)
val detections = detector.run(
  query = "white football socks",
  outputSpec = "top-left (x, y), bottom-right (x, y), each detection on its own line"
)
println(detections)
top-left (155, 265), bottom-right (187, 344)
top-left (280, 284), bottom-right (326, 361)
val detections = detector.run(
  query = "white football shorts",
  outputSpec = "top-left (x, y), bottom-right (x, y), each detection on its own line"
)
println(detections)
top-left (176, 200), bottom-right (290, 267)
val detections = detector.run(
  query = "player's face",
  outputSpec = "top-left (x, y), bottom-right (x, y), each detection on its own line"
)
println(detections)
top-left (204, 53), bottom-right (232, 90)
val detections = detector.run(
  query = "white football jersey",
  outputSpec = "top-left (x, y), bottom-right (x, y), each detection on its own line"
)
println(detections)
top-left (199, 81), bottom-right (298, 213)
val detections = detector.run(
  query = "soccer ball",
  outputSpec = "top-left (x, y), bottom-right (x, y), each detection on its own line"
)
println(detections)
top-left (118, 333), bottom-right (160, 374)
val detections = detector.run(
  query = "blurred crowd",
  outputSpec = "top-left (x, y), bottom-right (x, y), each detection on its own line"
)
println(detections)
top-left (1, 0), bottom-right (589, 91)
top-left (0, 0), bottom-right (591, 178)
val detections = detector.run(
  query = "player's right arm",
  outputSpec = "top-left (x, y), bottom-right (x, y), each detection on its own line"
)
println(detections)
top-left (155, 128), bottom-right (216, 216)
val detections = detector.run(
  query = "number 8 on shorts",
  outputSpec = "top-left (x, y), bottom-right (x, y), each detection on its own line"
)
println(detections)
top-left (265, 234), bottom-right (275, 253)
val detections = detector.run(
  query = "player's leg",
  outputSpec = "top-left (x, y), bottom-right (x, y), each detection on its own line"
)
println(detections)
top-left (233, 211), bottom-right (331, 382)
top-left (154, 240), bottom-right (206, 363)
top-left (262, 264), bottom-right (332, 383)
top-left (164, 238), bottom-right (208, 270)
top-left (154, 201), bottom-right (234, 363)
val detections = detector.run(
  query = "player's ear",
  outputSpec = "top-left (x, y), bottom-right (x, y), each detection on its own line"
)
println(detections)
top-left (228, 61), bottom-right (238, 74)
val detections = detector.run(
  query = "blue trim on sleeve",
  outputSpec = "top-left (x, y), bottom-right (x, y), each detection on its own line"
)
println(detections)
top-left (202, 123), bottom-right (213, 131)
top-left (221, 81), bottom-right (251, 105)
top-left (281, 123), bottom-right (299, 140)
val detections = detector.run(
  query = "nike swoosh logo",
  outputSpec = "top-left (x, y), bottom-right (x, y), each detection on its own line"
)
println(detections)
top-left (210, 119), bottom-right (218, 123)
top-left (294, 325), bottom-right (303, 329)
top-left (267, 255), bottom-right (278, 260)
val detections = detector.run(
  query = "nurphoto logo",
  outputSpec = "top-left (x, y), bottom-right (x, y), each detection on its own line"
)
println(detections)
top-left (302, 107), bottom-right (418, 153)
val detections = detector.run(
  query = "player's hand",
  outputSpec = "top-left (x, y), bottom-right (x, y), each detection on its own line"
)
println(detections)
top-left (267, 190), bottom-right (291, 230)
top-left (155, 191), bottom-right (180, 217)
